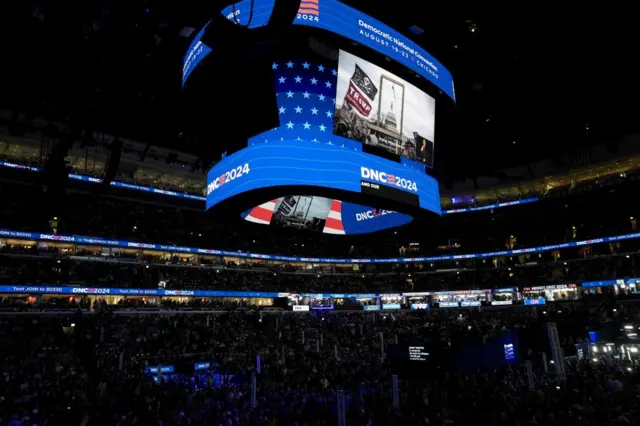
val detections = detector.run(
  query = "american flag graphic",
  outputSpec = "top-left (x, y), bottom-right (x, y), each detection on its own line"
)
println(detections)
top-left (322, 199), bottom-right (345, 234)
top-left (249, 60), bottom-right (359, 151)
top-left (246, 59), bottom-right (425, 176)
top-left (244, 199), bottom-right (278, 225)
top-left (298, 0), bottom-right (319, 16)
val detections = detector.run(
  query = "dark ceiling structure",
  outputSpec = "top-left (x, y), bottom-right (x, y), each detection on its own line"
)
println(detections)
top-left (2, 1), bottom-right (638, 182)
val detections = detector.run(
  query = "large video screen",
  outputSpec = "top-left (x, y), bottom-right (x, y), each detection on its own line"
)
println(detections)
top-left (335, 50), bottom-right (436, 168)
top-left (246, 58), bottom-right (429, 174)
top-left (205, 57), bottom-right (442, 217)
top-left (185, 0), bottom-right (455, 102)
top-left (242, 196), bottom-right (413, 235)
top-left (206, 139), bottom-right (442, 214)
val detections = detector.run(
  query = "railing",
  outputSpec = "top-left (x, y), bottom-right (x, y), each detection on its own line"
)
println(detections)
top-left (1, 227), bottom-right (639, 264)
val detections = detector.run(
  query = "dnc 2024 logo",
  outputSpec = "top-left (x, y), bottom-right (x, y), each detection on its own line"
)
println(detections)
top-left (360, 167), bottom-right (418, 192)
top-left (297, 0), bottom-right (319, 22)
top-left (355, 208), bottom-right (395, 222)
top-left (207, 163), bottom-right (251, 196)
top-left (39, 234), bottom-right (75, 242)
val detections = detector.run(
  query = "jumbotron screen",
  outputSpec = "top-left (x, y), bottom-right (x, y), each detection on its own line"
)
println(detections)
top-left (230, 51), bottom-right (439, 232)
top-left (242, 196), bottom-right (412, 235)
top-left (184, 0), bottom-right (455, 103)
top-left (201, 4), bottom-right (447, 223)
top-left (335, 50), bottom-right (436, 167)
top-left (207, 54), bottom-right (442, 217)
top-left (206, 54), bottom-right (442, 219)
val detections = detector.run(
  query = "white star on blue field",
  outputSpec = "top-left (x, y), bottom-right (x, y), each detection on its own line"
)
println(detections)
top-left (248, 62), bottom-right (425, 174)
top-left (249, 60), bottom-right (348, 147)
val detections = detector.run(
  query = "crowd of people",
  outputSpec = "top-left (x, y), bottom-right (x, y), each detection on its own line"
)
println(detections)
top-left (1, 126), bottom-right (640, 426)
top-left (4, 3), bottom-right (640, 424)
top-left (0, 177), bottom-right (638, 425)
top-left (0, 245), bottom-right (639, 294)
top-left (0, 177), bottom-right (639, 295)
top-left (0, 302), bottom-right (639, 425)
top-left (0, 175), bottom-right (639, 260)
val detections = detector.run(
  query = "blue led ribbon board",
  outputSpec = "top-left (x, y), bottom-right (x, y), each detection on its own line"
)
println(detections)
top-left (184, 0), bottom-right (455, 102)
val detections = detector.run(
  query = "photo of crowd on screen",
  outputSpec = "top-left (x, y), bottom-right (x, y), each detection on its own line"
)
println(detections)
top-left (271, 196), bottom-right (330, 232)
top-left (334, 50), bottom-right (436, 167)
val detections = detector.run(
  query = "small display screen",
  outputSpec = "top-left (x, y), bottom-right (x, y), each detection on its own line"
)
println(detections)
top-left (451, 195), bottom-right (476, 205)
top-left (408, 345), bottom-right (429, 361)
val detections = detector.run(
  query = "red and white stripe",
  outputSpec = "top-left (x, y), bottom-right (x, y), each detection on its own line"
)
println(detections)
top-left (298, 0), bottom-right (319, 15)
top-left (322, 200), bottom-right (345, 235)
top-left (245, 200), bottom-right (277, 225)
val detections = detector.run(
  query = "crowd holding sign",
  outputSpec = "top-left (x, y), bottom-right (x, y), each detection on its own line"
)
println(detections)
top-left (335, 50), bottom-right (437, 167)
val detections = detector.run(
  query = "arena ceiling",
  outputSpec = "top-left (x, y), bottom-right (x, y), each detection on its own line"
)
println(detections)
top-left (1, 1), bottom-right (638, 182)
